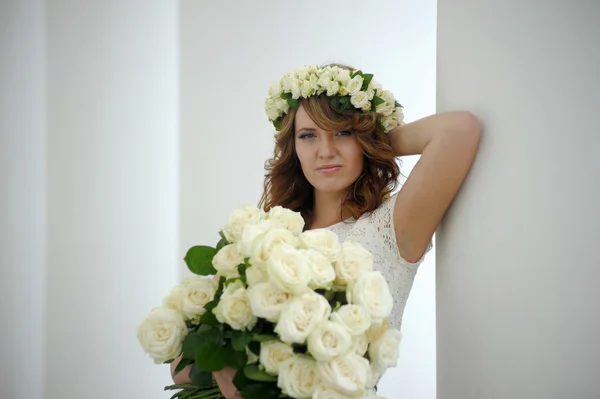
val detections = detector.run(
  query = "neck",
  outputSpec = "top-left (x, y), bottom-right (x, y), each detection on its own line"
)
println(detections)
top-left (308, 190), bottom-right (347, 229)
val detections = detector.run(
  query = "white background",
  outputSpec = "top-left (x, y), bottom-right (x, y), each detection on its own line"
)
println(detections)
top-left (1, 1), bottom-right (437, 398)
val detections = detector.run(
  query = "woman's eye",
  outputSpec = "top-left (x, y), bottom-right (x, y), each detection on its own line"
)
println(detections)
top-left (337, 130), bottom-right (352, 136)
top-left (299, 133), bottom-right (315, 139)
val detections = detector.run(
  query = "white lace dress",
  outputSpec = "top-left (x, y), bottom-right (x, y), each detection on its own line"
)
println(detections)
top-left (325, 192), bottom-right (432, 330)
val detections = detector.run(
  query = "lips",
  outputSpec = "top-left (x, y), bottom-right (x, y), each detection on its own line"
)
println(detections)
top-left (317, 164), bottom-right (342, 173)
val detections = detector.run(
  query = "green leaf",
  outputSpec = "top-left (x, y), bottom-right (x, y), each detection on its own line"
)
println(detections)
top-left (350, 69), bottom-right (362, 78)
top-left (372, 95), bottom-right (385, 108)
top-left (233, 367), bottom-right (251, 391)
top-left (286, 96), bottom-right (299, 110)
top-left (232, 330), bottom-right (254, 351)
top-left (395, 100), bottom-right (402, 108)
top-left (243, 364), bottom-right (278, 382)
top-left (252, 333), bottom-right (278, 342)
top-left (184, 246), bottom-right (217, 276)
top-left (195, 341), bottom-right (227, 372)
top-left (173, 356), bottom-right (193, 375)
top-left (360, 73), bottom-right (374, 90)
top-left (189, 364), bottom-right (215, 389)
top-left (240, 383), bottom-right (281, 399)
top-left (224, 344), bottom-right (248, 369)
top-left (198, 307), bottom-right (218, 326)
top-left (182, 331), bottom-right (207, 360)
top-left (376, 119), bottom-right (386, 133)
top-left (247, 341), bottom-right (261, 357)
top-left (216, 234), bottom-right (228, 252)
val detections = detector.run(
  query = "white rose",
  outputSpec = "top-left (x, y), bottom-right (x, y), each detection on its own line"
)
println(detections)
top-left (326, 80), bottom-right (340, 96)
top-left (275, 97), bottom-right (290, 112)
top-left (350, 91), bottom-right (371, 111)
top-left (299, 229), bottom-right (340, 263)
top-left (336, 69), bottom-right (351, 85)
top-left (334, 241), bottom-right (374, 287)
top-left (351, 332), bottom-right (369, 356)
top-left (347, 271), bottom-right (393, 324)
top-left (269, 80), bottom-right (283, 98)
top-left (275, 290), bottom-right (332, 344)
top-left (245, 262), bottom-right (268, 287)
top-left (330, 304), bottom-right (371, 336)
top-left (366, 318), bottom-right (389, 343)
top-left (306, 320), bottom-right (353, 362)
top-left (250, 227), bottom-right (298, 267)
top-left (265, 98), bottom-right (280, 121)
top-left (162, 283), bottom-right (185, 314)
top-left (380, 115), bottom-right (397, 132)
top-left (213, 280), bottom-right (257, 331)
top-left (266, 244), bottom-right (312, 293)
top-left (301, 249), bottom-right (336, 290)
top-left (223, 205), bottom-right (264, 243)
top-left (181, 276), bottom-right (218, 321)
top-left (312, 387), bottom-right (348, 399)
top-left (366, 364), bottom-right (385, 389)
top-left (368, 329), bottom-right (402, 370)
top-left (295, 66), bottom-right (310, 80)
top-left (247, 281), bottom-right (294, 323)
top-left (137, 307), bottom-right (188, 364)
top-left (316, 352), bottom-right (371, 397)
top-left (212, 243), bottom-right (244, 278)
top-left (277, 354), bottom-right (320, 399)
top-left (266, 206), bottom-right (305, 235)
top-left (259, 340), bottom-right (295, 375)
top-left (239, 220), bottom-right (273, 258)
top-left (346, 75), bottom-right (364, 95)
top-left (318, 71), bottom-right (332, 88)
top-left (281, 72), bottom-right (296, 91)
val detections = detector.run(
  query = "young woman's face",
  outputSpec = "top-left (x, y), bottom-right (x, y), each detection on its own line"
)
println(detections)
top-left (294, 104), bottom-right (364, 196)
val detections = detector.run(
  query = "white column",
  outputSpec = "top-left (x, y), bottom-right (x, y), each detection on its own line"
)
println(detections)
top-left (436, 2), bottom-right (600, 398)
top-left (45, 2), bottom-right (179, 398)
top-left (0, 2), bottom-right (47, 398)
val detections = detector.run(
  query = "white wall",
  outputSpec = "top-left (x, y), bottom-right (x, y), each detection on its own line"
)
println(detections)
top-left (179, 1), bottom-right (437, 398)
top-left (1, 1), bottom-right (179, 399)
top-left (0, 2), bottom-right (47, 398)
top-left (436, 1), bottom-right (600, 398)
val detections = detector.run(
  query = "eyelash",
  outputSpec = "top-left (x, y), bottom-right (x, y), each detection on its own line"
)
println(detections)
top-left (298, 130), bottom-right (352, 139)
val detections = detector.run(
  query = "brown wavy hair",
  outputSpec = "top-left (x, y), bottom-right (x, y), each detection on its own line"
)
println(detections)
top-left (258, 64), bottom-right (400, 227)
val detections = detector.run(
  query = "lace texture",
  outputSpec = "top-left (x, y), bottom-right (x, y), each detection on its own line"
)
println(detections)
top-left (326, 193), bottom-right (432, 329)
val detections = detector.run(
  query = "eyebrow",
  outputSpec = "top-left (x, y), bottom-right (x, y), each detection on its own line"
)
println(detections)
top-left (296, 127), bottom-right (317, 135)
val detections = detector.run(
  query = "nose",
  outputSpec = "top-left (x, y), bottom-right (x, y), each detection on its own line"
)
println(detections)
top-left (318, 136), bottom-right (337, 158)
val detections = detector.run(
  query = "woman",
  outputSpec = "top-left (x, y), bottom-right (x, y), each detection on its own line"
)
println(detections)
top-left (171, 64), bottom-right (482, 398)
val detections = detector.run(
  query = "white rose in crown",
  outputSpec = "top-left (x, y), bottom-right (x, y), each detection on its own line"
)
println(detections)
top-left (306, 319), bottom-right (353, 362)
top-left (275, 290), bottom-right (332, 344)
top-left (222, 205), bottom-right (264, 243)
top-left (299, 229), bottom-right (340, 263)
top-left (347, 271), bottom-right (394, 324)
top-left (312, 386), bottom-right (349, 399)
top-left (213, 280), bottom-right (257, 331)
top-left (334, 240), bottom-right (374, 288)
top-left (181, 276), bottom-right (218, 321)
top-left (330, 304), bottom-right (372, 336)
top-left (277, 354), bottom-right (321, 399)
top-left (259, 340), bottom-right (295, 375)
top-left (247, 280), bottom-right (294, 323)
top-left (316, 352), bottom-right (371, 397)
top-left (265, 205), bottom-right (305, 235)
top-left (300, 248), bottom-right (336, 290)
top-left (266, 243), bottom-right (312, 294)
top-left (137, 307), bottom-right (188, 364)
top-left (368, 329), bottom-right (403, 370)
top-left (212, 243), bottom-right (244, 278)
top-left (250, 227), bottom-right (298, 266)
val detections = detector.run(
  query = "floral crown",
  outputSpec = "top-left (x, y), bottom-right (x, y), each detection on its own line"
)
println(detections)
top-left (264, 64), bottom-right (404, 134)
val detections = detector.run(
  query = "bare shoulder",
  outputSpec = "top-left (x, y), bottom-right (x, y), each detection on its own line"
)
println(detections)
top-left (391, 111), bottom-right (482, 263)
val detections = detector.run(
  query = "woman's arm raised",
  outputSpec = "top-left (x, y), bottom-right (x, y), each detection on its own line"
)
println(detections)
top-left (389, 111), bottom-right (482, 263)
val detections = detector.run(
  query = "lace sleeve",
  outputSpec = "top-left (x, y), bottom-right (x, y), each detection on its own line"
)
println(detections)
top-left (374, 192), bottom-right (433, 268)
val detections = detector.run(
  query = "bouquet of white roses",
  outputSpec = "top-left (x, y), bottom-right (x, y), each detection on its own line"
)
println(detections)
top-left (137, 204), bottom-right (402, 399)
